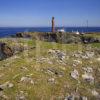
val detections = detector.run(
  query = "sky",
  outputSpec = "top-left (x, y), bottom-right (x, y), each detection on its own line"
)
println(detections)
top-left (0, 0), bottom-right (100, 27)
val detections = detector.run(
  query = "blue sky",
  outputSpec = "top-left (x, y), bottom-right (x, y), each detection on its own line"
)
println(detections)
top-left (0, 0), bottom-right (100, 27)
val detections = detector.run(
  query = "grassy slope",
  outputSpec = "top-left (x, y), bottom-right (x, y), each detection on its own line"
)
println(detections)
top-left (0, 38), bottom-right (100, 100)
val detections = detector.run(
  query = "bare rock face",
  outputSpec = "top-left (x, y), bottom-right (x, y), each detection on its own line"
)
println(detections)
top-left (0, 42), bottom-right (13, 60)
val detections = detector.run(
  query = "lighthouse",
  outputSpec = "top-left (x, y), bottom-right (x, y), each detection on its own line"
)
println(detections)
top-left (52, 17), bottom-right (55, 33)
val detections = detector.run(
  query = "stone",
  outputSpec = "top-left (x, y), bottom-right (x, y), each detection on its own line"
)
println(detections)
top-left (36, 57), bottom-right (50, 63)
top-left (56, 50), bottom-right (66, 60)
top-left (81, 96), bottom-right (88, 100)
top-left (48, 49), bottom-right (66, 60)
top-left (92, 89), bottom-right (99, 96)
top-left (0, 42), bottom-right (13, 60)
top-left (0, 92), bottom-right (8, 99)
top-left (97, 58), bottom-right (100, 61)
top-left (83, 67), bottom-right (93, 73)
top-left (16, 91), bottom-right (27, 100)
top-left (86, 52), bottom-right (94, 58)
top-left (73, 60), bottom-right (82, 64)
top-left (64, 95), bottom-right (74, 100)
top-left (20, 76), bottom-right (34, 85)
top-left (81, 55), bottom-right (89, 59)
top-left (48, 61), bottom-right (53, 64)
top-left (48, 78), bottom-right (55, 84)
top-left (71, 69), bottom-right (79, 80)
top-left (72, 64), bottom-right (77, 67)
top-left (20, 67), bottom-right (28, 71)
top-left (8, 83), bottom-right (14, 88)
top-left (82, 73), bottom-right (94, 83)
top-left (46, 68), bottom-right (64, 77)
top-left (0, 81), bottom-right (14, 89)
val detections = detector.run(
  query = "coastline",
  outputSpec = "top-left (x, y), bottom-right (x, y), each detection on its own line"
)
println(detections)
top-left (0, 27), bottom-right (100, 38)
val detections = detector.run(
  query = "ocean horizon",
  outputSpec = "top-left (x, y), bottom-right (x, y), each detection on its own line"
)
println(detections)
top-left (0, 27), bottom-right (100, 37)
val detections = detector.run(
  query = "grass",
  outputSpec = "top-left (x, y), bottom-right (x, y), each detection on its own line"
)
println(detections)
top-left (0, 37), bottom-right (100, 99)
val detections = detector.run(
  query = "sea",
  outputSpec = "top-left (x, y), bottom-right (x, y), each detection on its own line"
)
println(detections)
top-left (0, 27), bottom-right (100, 37)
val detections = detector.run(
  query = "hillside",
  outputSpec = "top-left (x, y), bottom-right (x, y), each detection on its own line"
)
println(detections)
top-left (0, 33), bottom-right (100, 100)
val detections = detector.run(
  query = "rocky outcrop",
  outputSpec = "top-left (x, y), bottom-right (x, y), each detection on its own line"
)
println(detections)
top-left (15, 32), bottom-right (100, 44)
top-left (16, 32), bottom-right (24, 37)
top-left (0, 43), bottom-right (13, 60)
top-left (81, 36), bottom-right (100, 43)
top-left (16, 32), bottom-right (31, 38)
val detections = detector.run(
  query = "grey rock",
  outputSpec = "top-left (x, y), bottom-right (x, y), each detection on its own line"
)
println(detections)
top-left (16, 91), bottom-right (27, 100)
top-left (0, 82), bottom-right (14, 89)
top-left (83, 67), bottom-right (93, 73)
top-left (48, 78), bottom-right (55, 84)
top-left (45, 68), bottom-right (64, 77)
top-left (64, 95), bottom-right (74, 100)
top-left (82, 72), bottom-right (94, 83)
top-left (79, 96), bottom-right (88, 100)
top-left (71, 69), bottom-right (79, 80)
top-left (0, 42), bottom-right (13, 60)
top-left (0, 91), bottom-right (8, 100)
top-left (92, 89), bottom-right (99, 96)
top-left (20, 76), bottom-right (34, 85)
top-left (48, 49), bottom-right (66, 60)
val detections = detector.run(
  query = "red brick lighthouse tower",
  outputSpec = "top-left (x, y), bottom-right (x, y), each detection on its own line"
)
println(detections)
top-left (52, 17), bottom-right (55, 33)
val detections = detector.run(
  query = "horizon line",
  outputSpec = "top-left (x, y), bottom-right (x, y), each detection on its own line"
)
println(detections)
top-left (0, 26), bottom-right (100, 28)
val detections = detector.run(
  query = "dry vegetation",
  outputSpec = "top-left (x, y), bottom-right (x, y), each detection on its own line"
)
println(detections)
top-left (0, 33), bottom-right (100, 100)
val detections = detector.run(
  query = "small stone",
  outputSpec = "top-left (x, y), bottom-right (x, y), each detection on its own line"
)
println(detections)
top-left (30, 80), bottom-right (34, 85)
top-left (48, 78), bottom-right (55, 84)
top-left (8, 83), bottom-right (14, 88)
top-left (20, 76), bottom-right (34, 85)
top-left (92, 89), bottom-right (99, 96)
top-left (64, 95), bottom-right (74, 100)
top-left (48, 49), bottom-right (66, 60)
top-left (0, 82), bottom-right (14, 89)
top-left (72, 64), bottom-right (77, 67)
top-left (83, 67), bottom-right (93, 73)
top-left (80, 96), bottom-right (88, 100)
top-left (73, 60), bottom-right (82, 64)
top-left (16, 91), bottom-right (27, 100)
top-left (20, 67), bottom-right (28, 71)
top-left (48, 61), bottom-right (53, 64)
top-left (97, 58), bottom-right (100, 61)
top-left (0, 92), bottom-right (8, 99)
top-left (82, 73), bottom-right (94, 83)
top-left (86, 52), bottom-right (94, 58)
top-left (71, 69), bottom-right (79, 80)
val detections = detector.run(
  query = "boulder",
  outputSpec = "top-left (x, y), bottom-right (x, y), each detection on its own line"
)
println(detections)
top-left (0, 42), bottom-right (13, 60)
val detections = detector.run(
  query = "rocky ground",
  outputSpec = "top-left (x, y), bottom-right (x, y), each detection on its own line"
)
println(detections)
top-left (0, 33), bottom-right (100, 100)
